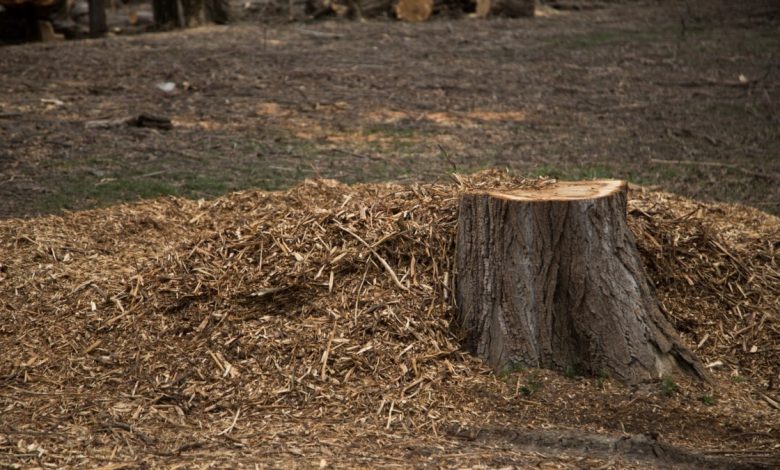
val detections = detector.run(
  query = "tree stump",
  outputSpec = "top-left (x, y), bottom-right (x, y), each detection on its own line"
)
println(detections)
top-left (455, 180), bottom-right (708, 384)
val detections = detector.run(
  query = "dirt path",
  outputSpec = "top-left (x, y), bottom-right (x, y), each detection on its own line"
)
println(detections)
top-left (0, 0), bottom-right (778, 218)
top-left (447, 425), bottom-right (778, 469)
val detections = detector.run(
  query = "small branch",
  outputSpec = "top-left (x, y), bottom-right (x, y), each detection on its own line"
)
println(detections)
top-left (217, 408), bottom-right (241, 435)
top-left (337, 224), bottom-right (409, 292)
top-left (298, 28), bottom-right (343, 40)
top-left (101, 421), bottom-right (155, 445)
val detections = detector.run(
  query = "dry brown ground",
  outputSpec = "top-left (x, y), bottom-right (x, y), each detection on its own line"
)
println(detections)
top-left (0, 0), bottom-right (779, 468)
top-left (0, 0), bottom-right (778, 219)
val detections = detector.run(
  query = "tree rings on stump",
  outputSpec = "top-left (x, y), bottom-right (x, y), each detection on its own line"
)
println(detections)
top-left (455, 180), bottom-right (708, 384)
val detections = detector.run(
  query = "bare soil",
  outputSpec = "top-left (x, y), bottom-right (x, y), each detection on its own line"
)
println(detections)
top-left (1, 0), bottom-right (778, 219)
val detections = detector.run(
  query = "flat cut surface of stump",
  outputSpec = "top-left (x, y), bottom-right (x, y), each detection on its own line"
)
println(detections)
top-left (455, 180), bottom-right (708, 384)
top-left (488, 179), bottom-right (624, 201)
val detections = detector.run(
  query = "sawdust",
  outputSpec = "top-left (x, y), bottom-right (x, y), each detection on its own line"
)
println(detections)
top-left (0, 171), bottom-right (778, 467)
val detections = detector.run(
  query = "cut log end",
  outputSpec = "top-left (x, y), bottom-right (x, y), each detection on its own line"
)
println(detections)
top-left (472, 0), bottom-right (491, 18)
top-left (394, 0), bottom-right (433, 21)
top-left (455, 180), bottom-right (709, 385)
top-left (487, 179), bottom-right (626, 202)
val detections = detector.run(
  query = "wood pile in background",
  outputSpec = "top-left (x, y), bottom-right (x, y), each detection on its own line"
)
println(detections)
top-left (303, 0), bottom-right (534, 21)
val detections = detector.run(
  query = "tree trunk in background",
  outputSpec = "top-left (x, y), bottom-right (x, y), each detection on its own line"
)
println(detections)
top-left (472, 0), bottom-right (533, 17)
top-left (300, 0), bottom-right (529, 20)
top-left (360, 0), bottom-right (394, 16)
top-left (153, 0), bottom-right (181, 27)
top-left (492, 0), bottom-right (533, 17)
top-left (181, 0), bottom-right (205, 25)
top-left (153, 0), bottom-right (228, 28)
top-left (87, 0), bottom-right (106, 37)
top-left (455, 180), bottom-right (709, 384)
top-left (206, 0), bottom-right (230, 23)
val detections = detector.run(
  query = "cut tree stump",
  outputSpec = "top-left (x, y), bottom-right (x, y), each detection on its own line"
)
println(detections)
top-left (455, 180), bottom-right (709, 384)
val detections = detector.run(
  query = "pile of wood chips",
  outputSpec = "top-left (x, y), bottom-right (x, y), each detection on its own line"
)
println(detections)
top-left (0, 171), bottom-right (777, 467)
top-left (628, 187), bottom-right (780, 387)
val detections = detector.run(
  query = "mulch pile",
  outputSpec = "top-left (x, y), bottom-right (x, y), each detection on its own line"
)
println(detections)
top-left (1, 171), bottom-right (778, 468)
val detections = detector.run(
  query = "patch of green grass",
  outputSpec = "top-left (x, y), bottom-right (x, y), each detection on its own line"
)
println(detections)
top-left (699, 395), bottom-right (716, 406)
top-left (595, 370), bottom-right (609, 389)
top-left (531, 164), bottom-right (616, 180)
top-left (498, 361), bottom-right (526, 378)
top-left (704, 102), bottom-right (755, 120)
top-left (531, 164), bottom-right (563, 179)
top-left (520, 370), bottom-right (543, 397)
top-left (496, 363), bottom-right (546, 398)
top-left (634, 161), bottom-right (685, 185)
top-left (741, 30), bottom-right (779, 54)
top-left (36, 168), bottom-right (245, 214)
top-left (552, 28), bottom-right (675, 49)
top-left (178, 173), bottom-right (229, 196)
top-left (242, 165), bottom-right (314, 191)
top-left (567, 31), bottom-right (627, 48)
top-left (660, 376), bottom-right (678, 397)
top-left (39, 175), bottom-right (178, 213)
top-left (579, 164), bottom-right (615, 179)
top-left (563, 364), bottom-right (587, 379)
top-left (362, 123), bottom-right (421, 139)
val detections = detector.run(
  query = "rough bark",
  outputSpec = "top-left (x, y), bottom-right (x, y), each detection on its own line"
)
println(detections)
top-left (454, 180), bottom-right (708, 384)
top-left (87, 0), bottom-right (106, 37)
top-left (471, 0), bottom-right (533, 17)
top-left (152, 0), bottom-right (228, 28)
top-left (152, 0), bottom-right (181, 27)
top-left (360, 0), bottom-right (394, 16)
top-left (181, 0), bottom-right (206, 26)
top-left (0, 0), bottom-right (66, 41)
top-left (206, 0), bottom-right (230, 23)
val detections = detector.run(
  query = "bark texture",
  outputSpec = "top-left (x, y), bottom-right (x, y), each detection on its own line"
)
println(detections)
top-left (455, 181), bottom-right (708, 384)
top-left (152, 0), bottom-right (182, 27)
top-left (488, 0), bottom-right (533, 17)
top-left (152, 0), bottom-right (229, 28)
top-left (87, 0), bottom-right (106, 37)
